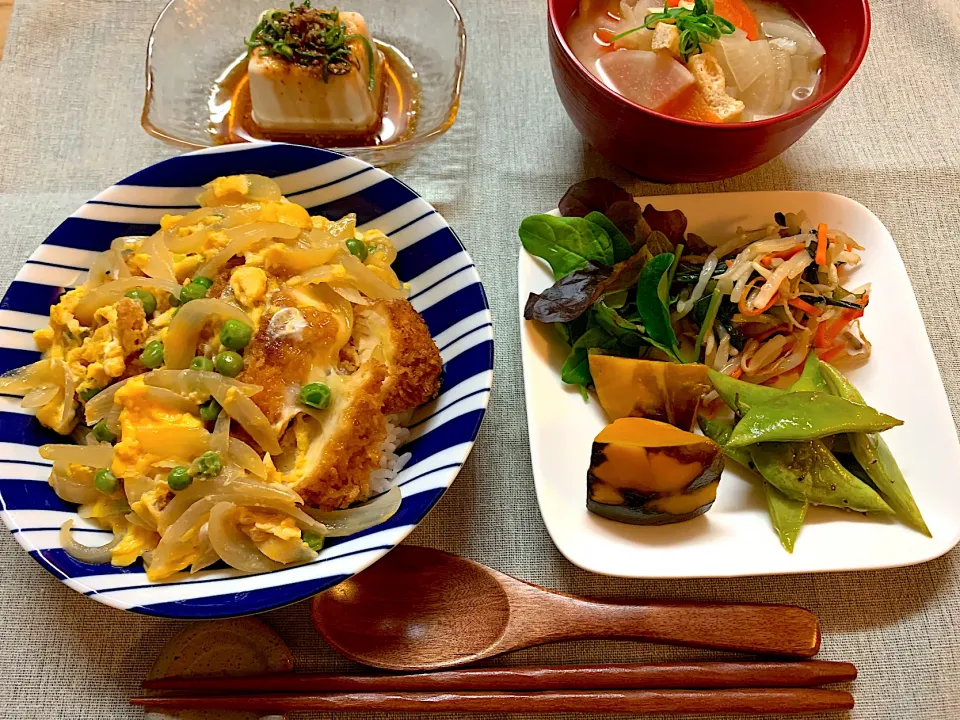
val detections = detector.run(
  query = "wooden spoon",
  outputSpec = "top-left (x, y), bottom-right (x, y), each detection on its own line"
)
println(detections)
top-left (311, 546), bottom-right (821, 671)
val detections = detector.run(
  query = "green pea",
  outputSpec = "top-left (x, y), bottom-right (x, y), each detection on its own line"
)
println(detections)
top-left (214, 351), bottom-right (243, 377)
top-left (94, 468), bottom-right (118, 494)
top-left (78, 387), bottom-right (102, 403)
top-left (91, 419), bottom-right (117, 444)
top-left (167, 466), bottom-right (192, 491)
top-left (299, 382), bottom-right (331, 409)
top-left (168, 292), bottom-right (180, 308)
top-left (199, 398), bottom-right (221, 423)
top-left (345, 238), bottom-right (368, 262)
top-left (190, 356), bottom-right (215, 372)
top-left (220, 319), bottom-right (253, 351)
top-left (303, 531), bottom-right (325, 552)
top-left (193, 451), bottom-right (222, 477)
top-left (124, 288), bottom-right (156, 316)
top-left (179, 281), bottom-right (209, 304)
top-left (140, 340), bottom-right (165, 369)
top-left (192, 276), bottom-right (214, 290)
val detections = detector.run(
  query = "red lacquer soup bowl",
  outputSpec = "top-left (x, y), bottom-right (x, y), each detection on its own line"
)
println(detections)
top-left (548, 0), bottom-right (870, 182)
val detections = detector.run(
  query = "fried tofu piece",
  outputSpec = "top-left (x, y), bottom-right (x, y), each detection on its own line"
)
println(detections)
top-left (651, 23), bottom-right (680, 57)
top-left (687, 53), bottom-right (744, 122)
top-left (352, 299), bottom-right (442, 415)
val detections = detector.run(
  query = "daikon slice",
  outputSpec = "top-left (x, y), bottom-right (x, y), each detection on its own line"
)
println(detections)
top-left (738, 41), bottom-right (780, 114)
top-left (596, 50), bottom-right (694, 111)
top-left (716, 35), bottom-right (765, 91)
top-left (761, 20), bottom-right (825, 60)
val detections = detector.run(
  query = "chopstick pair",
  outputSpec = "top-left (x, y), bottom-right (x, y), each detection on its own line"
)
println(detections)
top-left (133, 660), bottom-right (857, 715)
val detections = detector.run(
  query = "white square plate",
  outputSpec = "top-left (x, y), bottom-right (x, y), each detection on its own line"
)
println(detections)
top-left (519, 191), bottom-right (960, 578)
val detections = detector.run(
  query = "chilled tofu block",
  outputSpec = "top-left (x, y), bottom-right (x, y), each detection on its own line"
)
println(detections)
top-left (248, 11), bottom-right (384, 135)
top-left (595, 50), bottom-right (694, 111)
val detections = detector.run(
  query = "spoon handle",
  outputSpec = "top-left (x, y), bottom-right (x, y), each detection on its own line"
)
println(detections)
top-left (541, 598), bottom-right (821, 657)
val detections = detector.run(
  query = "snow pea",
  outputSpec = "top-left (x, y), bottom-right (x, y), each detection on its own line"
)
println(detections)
top-left (699, 416), bottom-right (807, 552)
top-left (749, 440), bottom-right (893, 514)
top-left (820, 362), bottom-right (930, 536)
top-left (727, 392), bottom-right (903, 447)
top-left (789, 352), bottom-right (828, 393)
top-left (707, 369), bottom-right (782, 415)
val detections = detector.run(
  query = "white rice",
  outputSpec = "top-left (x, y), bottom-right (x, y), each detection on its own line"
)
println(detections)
top-left (368, 415), bottom-right (412, 495)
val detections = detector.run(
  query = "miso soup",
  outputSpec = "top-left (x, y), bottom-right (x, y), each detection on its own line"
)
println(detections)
top-left (565, 0), bottom-right (824, 123)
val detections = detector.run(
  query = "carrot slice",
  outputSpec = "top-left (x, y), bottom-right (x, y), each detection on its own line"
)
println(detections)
top-left (713, 0), bottom-right (760, 40)
top-left (788, 297), bottom-right (823, 317)
top-left (661, 88), bottom-right (721, 123)
top-left (815, 223), bottom-right (828, 266)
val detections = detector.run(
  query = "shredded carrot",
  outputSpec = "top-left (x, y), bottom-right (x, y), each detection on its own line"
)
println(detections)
top-left (788, 297), bottom-right (823, 317)
top-left (759, 243), bottom-right (806, 267)
top-left (815, 223), bottom-right (828, 266)
top-left (730, 366), bottom-right (743, 379)
top-left (818, 344), bottom-right (847, 363)
top-left (814, 308), bottom-right (864, 348)
top-left (752, 324), bottom-right (790, 342)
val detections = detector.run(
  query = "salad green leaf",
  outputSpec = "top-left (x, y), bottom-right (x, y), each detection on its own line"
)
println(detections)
top-left (636, 252), bottom-right (681, 362)
top-left (519, 215), bottom-right (614, 280)
top-left (585, 211), bottom-right (633, 263)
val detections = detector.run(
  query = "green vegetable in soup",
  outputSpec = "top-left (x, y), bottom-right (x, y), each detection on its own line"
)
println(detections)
top-left (614, 0), bottom-right (736, 62)
top-left (749, 440), bottom-right (892, 514)
top-left (820, 362), bottom-right (930, 536)
top-left (519, 214), bottom-right (614, 280)
top-left (727, 393), bottom-right (903, 447)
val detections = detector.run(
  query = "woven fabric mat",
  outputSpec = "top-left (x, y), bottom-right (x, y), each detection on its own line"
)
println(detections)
top-left (1, 0), bottom-right (960, 717)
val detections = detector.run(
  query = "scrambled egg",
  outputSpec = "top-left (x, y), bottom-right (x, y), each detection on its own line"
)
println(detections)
top-left (111, 377), bottom-right (204, 480)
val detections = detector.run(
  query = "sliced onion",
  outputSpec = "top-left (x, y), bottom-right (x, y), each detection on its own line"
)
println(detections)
top-left (50, 467), bottom-right (102, 504)
top-left (166, 206), bottom-right (263, 253)
top-left (138, 386), bottom-right (199, 415)
top-left (305, 485), bottom-right (401, 538)
top-left (162, 299), bottom-right (252, 370)
top-left (22, 384), bottom-right (60, 408)
top-left (264, 246), bottom-right (339, 274)
top-left (78, 499), bottom-right (130, 519)
top-left (291, 254), bottom-right (403, 301)
top-left (308, 214), bottom-right (357, 249)
top-left (60, 520), bottom-right (121, 564)
top-left (229, 438), bottom-right (267, 478)
top-left (139, 232), bottom-right (178, 281)
top-left (329, 283), bottom-right (370, 306)
top-left (196, 222), bottom-right (300, 279)
top-left (124, 474), bottom-right (156, 506)
top-left (0, 359), bottom-right (68, 395)
top-left (190, 525), bottom-right (221, 573)
top-left (212, 411), bottom-right (230, 456)
top-left (75, 278), bottom-right (182, 325)
top-left (207, 501), bottom-right (284, 574)
top-left (102, 404), bottom-right (122, 436)
top-left (85, 378), bottom-right (130, 424)
top-left (40, 443), bottom-right (114, 467)
top-left (148, 497), bottom-right (216, 580)
top-left (83, 247), bottom-right (129, 288)
top-left (143, 369), bottom-right (261, 397)
top-left (197, 175), bottom-right (282, 207)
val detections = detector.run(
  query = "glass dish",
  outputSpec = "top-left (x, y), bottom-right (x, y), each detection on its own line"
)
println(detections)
top-left (142, 0), bottom-right (466, 165)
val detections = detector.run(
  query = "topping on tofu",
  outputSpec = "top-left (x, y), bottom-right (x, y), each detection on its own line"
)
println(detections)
top-left (246, 5), bottom-right (385, 135)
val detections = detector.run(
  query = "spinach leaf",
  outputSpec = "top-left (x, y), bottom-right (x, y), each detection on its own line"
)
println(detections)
top-left (519, 214), bottom-right (614, 280)
top-left (636, 252), bottom-right (681, 361)
top-left (560, 326), bottom-right (619, 387)
top-left (714, 296), bottom-right (744, 350)
top-left (524, 252), bottom-right (647, 324)
top-left (593, 301), bottom-right (646, 348)
top-left (674, 261), bottom-right (726, 285)
top-left (585, 211), bottom-right (633, 262)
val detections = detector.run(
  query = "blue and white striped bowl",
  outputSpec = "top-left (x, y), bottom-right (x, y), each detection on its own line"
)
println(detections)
top-left (0, 143), bottom-right (493, 618)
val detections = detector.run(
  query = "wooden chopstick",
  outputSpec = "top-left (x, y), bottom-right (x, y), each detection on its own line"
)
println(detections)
top-left (144, 660), bottom-right (856, 694)
top-left (132, 687), bottom-right (854, 714)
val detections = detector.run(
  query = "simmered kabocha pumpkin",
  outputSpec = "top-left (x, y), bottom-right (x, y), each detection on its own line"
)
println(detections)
top-left (587, 418), bottom-right (724, 525)
top-left (589, 356), bottom-right (709, 431)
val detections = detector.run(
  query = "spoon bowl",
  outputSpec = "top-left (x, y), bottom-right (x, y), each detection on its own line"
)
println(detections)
top-left (312, 547), bottom-right (821, 671)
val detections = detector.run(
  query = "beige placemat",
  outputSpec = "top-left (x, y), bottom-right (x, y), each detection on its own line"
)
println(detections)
top-left (1, 0), bottom-right (959, 718)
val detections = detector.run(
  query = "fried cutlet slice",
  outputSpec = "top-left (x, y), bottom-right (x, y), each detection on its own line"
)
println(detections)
top-left (278, 358), bottom-right (389, 510)
top-left (351, 299), bottom-right (442, 415)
